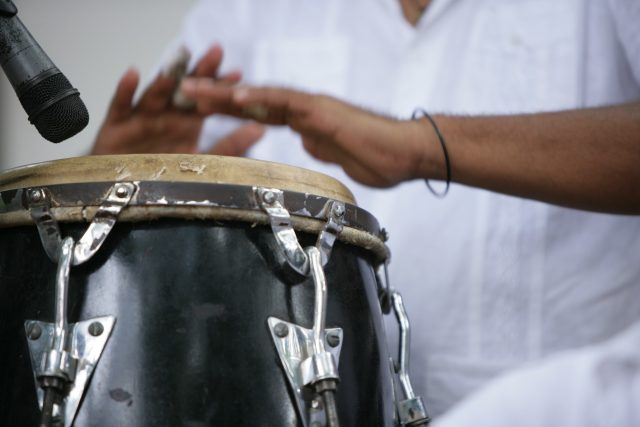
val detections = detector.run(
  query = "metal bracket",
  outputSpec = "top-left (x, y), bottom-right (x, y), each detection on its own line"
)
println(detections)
top-left (389, 290), bottom-right (431, 426)
top-left (315, 200), bottom-right (345, 266)
top-left (256, 187), bottom-right (309, 275)
top-left (376, 258), bottom-right (393, 315)
top-left (257, 189), bottom-right (347, 424)
top-left (25, 316), bottom-right (116, 427)
top-left (23, 237), bottom-right (116, 427)
top-left (73, 182), bottom-right (136, 264)
top-left (268, 247), bottom-right (343, 426)
top-left (27, 182), bottom-right (137, 265)
top-left (256, 188), bottom-right (345, 276)
top-left (268, 317), bottom-right (343, 427)
top-left (27, 187), bottom-right (63, 263)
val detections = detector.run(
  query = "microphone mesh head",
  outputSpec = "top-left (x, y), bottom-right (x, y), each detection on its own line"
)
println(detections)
top-left (19, 73), bottom-right (90, 143)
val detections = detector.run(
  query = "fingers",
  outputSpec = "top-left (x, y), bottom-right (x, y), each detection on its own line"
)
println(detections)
top-left (218, 70), bottom-right (242, 84)
top-left (207, 123), bottom-right (266, 156)
top-left (232, 86), bottom-right (314, 125)
top-left (302, 136), bottom-right (392, 187)
top-left (181, 78), bottom-right (243, 116)
top-left (194, 44), bottom-right (223, 78)
top-left (137, 72), bottom-right (178, 112)
top-left (180, 80), bottom-right (316, 125)
top-left (105, 68), bottom-right (140, 122)
top-left (194, 44), bottom-right (242, 83)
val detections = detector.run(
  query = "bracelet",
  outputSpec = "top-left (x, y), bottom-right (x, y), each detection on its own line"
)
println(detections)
top-left (412, 108), bottom-right (451, 198)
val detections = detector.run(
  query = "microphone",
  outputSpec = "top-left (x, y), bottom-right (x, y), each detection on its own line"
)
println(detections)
top-left (0, 0), bottom-right (89, 143)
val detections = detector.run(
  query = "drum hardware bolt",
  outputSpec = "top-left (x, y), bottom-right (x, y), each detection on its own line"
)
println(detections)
top-left (88, 322), bottom-right (104, 337)
top-left (274, 322), bottom-right (289, 338)
top-left (28, 189), bottom-right (44, 203)
top-left (115, 185), bottom-right (129, 199)
top-left (325, 331), bottom-right (340, 348)
top-left (332, 204), bottom-right (345, 218)
top-left (294, 251), bottom-right (307, 265)
top-left (262, 190), bottom-right (276, 205)
top-left (27, 322), bottom-right (42, 340)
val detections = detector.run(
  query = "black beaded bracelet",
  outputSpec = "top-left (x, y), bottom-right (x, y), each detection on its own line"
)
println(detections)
top-left (412, 108), bottom-right (451, 198)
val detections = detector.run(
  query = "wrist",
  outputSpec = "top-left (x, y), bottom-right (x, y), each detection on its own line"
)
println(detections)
top-left (403, 115), bottom-right (449, 181)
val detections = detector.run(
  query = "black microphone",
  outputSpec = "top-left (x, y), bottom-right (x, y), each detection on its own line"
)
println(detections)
top-left (0, 0), bottom-right (89, 143)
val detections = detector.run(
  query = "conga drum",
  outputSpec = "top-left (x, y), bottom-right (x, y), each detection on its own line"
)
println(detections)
top-left (0, 155), bottom-right (396, 427)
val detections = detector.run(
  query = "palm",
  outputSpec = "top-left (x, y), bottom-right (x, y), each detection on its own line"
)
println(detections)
top-left (92, 45), bottom-right (265, 157)
top-left (94, 102), bottom-right (204, 155)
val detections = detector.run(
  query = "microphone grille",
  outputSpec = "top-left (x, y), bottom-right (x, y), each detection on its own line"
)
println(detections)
top-left (19, 72), bottom-right (90, 143)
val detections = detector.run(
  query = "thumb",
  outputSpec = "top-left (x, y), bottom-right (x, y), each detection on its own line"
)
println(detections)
top-left (207, 123), bottom-right (266, 157)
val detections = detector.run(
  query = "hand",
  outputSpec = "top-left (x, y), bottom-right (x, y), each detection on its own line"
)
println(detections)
top-left (91, 45), bottom-right (265, 157)
top-left (180, 80), bottom-right (438, 187)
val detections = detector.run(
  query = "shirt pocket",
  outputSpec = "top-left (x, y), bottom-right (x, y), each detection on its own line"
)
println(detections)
top-left (250, 36), bottom-right (351, 98)
top-left (457, 0), bottom-right (580, 112)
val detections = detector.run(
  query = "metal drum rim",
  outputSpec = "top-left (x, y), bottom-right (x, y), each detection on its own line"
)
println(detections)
top-left (0, 180), bottom-right (389, 263)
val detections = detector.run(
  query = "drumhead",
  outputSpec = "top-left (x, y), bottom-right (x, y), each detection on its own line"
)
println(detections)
top-left (0, 154), bottom-right (355, 202)
top-left (0, 155), bottom-right (388, 262)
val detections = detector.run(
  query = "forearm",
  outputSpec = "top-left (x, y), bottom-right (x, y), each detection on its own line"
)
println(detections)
top-left (413, 103), bottom-right (640, 214)
top-left (178, 81), bottom-right (640, 212)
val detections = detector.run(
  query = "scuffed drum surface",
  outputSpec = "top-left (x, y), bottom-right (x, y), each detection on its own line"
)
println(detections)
top-left (0, 154), bottom-right (356, 204)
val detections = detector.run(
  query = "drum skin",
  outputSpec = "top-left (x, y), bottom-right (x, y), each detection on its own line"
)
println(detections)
top-left (0, 219), bottom-right (395, 426)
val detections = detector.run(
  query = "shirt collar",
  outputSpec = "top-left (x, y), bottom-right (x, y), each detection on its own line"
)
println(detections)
top-left (380, 0), bottom-right (458, 29)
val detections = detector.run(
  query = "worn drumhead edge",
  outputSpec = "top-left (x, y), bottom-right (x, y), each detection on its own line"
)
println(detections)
top-left (0, 154), bottom-right (356, 204)
top-left (0, 156), bottom-right (389, 262)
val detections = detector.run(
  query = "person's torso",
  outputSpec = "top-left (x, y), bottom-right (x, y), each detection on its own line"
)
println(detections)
top-left (181, 0), bottom-right (640, 416)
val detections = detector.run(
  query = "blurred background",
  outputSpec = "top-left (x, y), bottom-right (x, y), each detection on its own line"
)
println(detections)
top-left (0, 0), bottom-right (195, 170)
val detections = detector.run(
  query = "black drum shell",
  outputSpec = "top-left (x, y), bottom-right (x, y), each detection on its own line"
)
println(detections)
top-left (0, 219), bottom-right (395, 426)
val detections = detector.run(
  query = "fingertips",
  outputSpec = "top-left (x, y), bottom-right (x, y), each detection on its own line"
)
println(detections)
top-left (219, 70), bottom-right (242, 84)
top-left (208, 123), bottom-right (266, 157)
top-left (180, 77), bottom-right (198, 96)
top-left (243, 122), bottom-right (267, 141)
top-left (302, 136), bottom-right (338, 163)
top-left (108, 67), bottom-right (140, 120)
top-left (180, 77), bottom-right (237, 115)
top-left (121, 67), bottom-right (140, 87)
top-left (195, 43), bottom-right (223, 77)
top-left (118, 68), bottom-right (140, 102)
top-left (232, 123), bottom-right (267, 153)
top-left (232, 86), bottom-right (253, 103)
top-left (180, 77), bottom-right (217, 96)
top-left (136, 72), bottom-right (179, 112)
top-left (301, 136), bottom-right (320, 158)
top-left (186, 84), bottom-right (265, 106)
top-left (231, 86), bottom-right (308, 112)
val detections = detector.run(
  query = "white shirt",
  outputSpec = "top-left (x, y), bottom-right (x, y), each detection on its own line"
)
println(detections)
top-left (433, 320), bottom-right (640, 427)
top-left (175, 0), bottom-right (640, 417)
